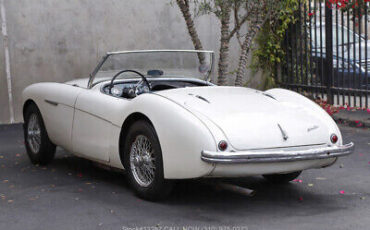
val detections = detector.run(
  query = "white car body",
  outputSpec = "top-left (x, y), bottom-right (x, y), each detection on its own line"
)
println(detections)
top-left (22, 50), bottom-right (354, 179)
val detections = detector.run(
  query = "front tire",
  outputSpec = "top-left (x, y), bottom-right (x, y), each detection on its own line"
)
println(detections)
top-left (123, 120), bottom-right (173, 201)
top-left (24, 103), bottom-right (56, 165)
top-left (263, 171), bottom-right (302, 183)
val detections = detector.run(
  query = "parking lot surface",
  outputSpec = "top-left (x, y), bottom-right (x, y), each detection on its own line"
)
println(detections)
top-left (0, 124), bottom-right (369, 230)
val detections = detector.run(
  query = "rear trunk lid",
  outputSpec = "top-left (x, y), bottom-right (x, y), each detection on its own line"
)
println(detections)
top-left (156, 86), bottom-right (329, 150)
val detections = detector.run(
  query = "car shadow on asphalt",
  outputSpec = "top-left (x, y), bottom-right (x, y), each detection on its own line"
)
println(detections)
top-left (45, 149), bottom-right (344, 216)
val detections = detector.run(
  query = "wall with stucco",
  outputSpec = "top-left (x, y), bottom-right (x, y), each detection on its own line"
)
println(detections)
top-left (0, 0), bottom-right (259, 124)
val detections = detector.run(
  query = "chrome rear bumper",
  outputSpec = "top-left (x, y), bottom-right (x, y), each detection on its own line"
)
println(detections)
top-left (201, 142), bottom-right (354, 164)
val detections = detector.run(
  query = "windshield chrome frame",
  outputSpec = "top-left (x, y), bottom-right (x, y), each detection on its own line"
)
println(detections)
top-left (87, 50), bottom-right (214, 89)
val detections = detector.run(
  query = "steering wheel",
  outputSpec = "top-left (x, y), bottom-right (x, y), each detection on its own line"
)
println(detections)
top-left (108, 70), bottom-right (151, 96)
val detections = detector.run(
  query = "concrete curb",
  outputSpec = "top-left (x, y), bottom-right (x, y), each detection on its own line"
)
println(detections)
top-left (332, 110), bottom-right (370, 128)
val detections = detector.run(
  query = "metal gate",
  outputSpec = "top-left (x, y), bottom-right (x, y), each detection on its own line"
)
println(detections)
top-left (282, 0), bottom-right (369, 108)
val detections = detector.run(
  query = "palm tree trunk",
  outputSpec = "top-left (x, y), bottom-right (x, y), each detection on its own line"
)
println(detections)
top-left (235, 4), bottom-right (268, 86)
top-left (217, 6), bottom-right (231, 86)
top-left (234, 26), bottom-right (259, 86)
top-left (176, 0), bottom-right (205, 64)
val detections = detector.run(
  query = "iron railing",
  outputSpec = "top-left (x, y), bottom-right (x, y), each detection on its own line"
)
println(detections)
top-left (282, 0), bottom-right (369, 108)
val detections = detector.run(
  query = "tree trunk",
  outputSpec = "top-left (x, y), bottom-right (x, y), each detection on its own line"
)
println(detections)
top-left (234, 25), bottom-right (259, 86)
top-left (217, 6), bottom-right (231, 86)
top-left (235, 1), bottom-right (267, 86)
top-left (176, 0), bottom-right (205, 64)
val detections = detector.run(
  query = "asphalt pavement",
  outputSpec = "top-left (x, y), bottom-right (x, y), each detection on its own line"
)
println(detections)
top-left (0, 124), bottom-right (369, 230)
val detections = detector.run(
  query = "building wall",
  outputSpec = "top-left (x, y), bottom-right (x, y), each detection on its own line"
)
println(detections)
top-left (0, 0), bottom-right (248, 124)
top-left (0, 28), bottom-right (10, 123)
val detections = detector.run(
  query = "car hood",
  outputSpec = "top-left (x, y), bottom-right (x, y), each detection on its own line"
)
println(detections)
top-left (155, 86), bottom-right (330, 150)
top-left (65, 78), bottom-right (90, 88)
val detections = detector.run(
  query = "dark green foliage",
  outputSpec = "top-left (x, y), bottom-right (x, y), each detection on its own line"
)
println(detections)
top-left (251, 0), bottom-right (300, 89)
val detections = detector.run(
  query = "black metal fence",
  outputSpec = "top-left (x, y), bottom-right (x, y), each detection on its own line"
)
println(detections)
top-left (282, 0), bottom-right (369, 108)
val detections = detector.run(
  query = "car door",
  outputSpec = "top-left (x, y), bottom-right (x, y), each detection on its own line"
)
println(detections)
top-left (71, 87), bottom-right (120, 162)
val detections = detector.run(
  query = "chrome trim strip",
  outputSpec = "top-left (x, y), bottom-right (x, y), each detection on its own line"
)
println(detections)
top-left (277, 123), bottom-right (289, 141)
top-left (74, 108), bottom-right (112, 124)
top-left (88, 54), bottom-right (109, 88)
top-left (73, 108), bottom-right (121, 128)
top-left (44, 99), bottom-right (58, 106)
top-left (106, 50), bottom-right (214, 55)
top-left (201, 142), bottom-right (355, 163)
top-left (195, 95), bottom-right (210, 103)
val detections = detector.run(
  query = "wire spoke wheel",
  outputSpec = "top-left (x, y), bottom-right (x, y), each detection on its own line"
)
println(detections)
top-left (24, 104), bottom-right (56, 165)
top-left (124, 120), bottom-right (173, 200)
top-left (27, 113), bottom-right (41, 153)
top-left (129, 135), bottom-right (156, 187)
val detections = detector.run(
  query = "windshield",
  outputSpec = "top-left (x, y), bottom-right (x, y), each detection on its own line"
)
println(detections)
top-left (89, 50), bottom-right (214, 88)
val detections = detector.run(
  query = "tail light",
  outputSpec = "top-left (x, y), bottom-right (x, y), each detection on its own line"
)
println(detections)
top-left (330, 134), bottom-right (338, 144)
top-left (218, 140), bottom-right (228, 151)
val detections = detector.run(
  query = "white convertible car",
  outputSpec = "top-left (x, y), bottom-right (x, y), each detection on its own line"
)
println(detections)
top-left (23, 50), bottom-right (354, 200)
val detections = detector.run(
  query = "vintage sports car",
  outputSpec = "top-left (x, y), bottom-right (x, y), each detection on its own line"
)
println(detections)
top-left (23, 50), bottom-right (354, 200)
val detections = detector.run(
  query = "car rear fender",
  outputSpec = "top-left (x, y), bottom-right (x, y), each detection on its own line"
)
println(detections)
top-left (265, 88), bottom-right (342, 145)
top-left (111, 93), bottom-right (217, 179)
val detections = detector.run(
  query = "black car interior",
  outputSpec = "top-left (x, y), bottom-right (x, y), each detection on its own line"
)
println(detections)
top-left (103, 69), bottom-right (210, 99)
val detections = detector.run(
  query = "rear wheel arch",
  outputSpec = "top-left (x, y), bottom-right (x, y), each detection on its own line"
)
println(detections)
top-left (119, 112), bottom-right (156, 167)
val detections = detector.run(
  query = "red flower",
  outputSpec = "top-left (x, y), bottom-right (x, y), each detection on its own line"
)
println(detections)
top-left (326, 0), bottom-right (366, 10)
